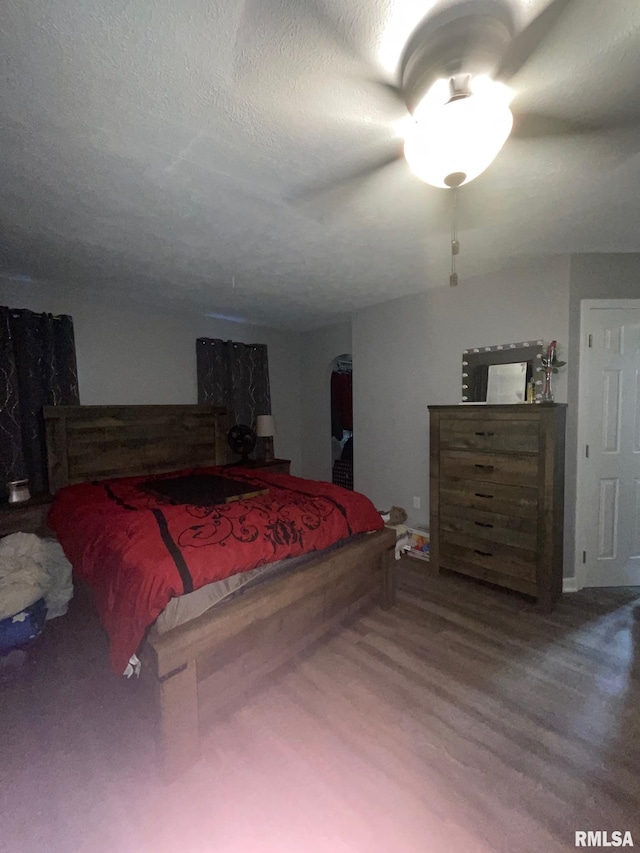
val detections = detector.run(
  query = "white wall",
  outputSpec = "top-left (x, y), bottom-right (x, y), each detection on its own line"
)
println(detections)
top-left (299, 321), bottom-right (351, 482)
top-left (9, 253), bottom-right (636, 583)
top-left (0, 278), bottom-right (302, 472)
top-left (352, 255), bottom-right (571, 526)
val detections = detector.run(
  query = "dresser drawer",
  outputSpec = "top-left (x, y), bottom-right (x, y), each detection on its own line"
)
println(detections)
top-left (440, 418), bottom-right (539, 454)
top-left (440, 534), bottom-right (536, 582)
top-left (440, 506), bottom-right (537, 551)
top-left (440, 479), bottom-right (538, 518)
top-left (438, 556), bottom-right (538, 598)
top-left (440, 450), bottom-right (538, 487)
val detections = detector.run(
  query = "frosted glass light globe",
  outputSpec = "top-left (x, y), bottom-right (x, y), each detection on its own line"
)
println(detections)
top-left (404, 77), bottom-right (514, 188)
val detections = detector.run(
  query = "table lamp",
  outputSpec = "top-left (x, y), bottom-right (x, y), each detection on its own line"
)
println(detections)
top-left (256, 415), bottom-right (275, 462)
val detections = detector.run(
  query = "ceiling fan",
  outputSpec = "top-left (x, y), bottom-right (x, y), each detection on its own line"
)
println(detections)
top-left (393, 0), bottom-right (585, 179)
top-left (289, 0), bottom-right (600, 284)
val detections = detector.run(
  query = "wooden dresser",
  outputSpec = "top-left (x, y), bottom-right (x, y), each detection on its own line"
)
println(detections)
top-left (429, 404), bottom-right (566, 607)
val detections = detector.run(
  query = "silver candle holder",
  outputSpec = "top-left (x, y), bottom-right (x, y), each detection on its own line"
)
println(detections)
top-left (8, 479), bottom-right (30, 504)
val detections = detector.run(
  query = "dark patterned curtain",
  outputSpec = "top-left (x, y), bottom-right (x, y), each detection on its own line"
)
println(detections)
top-left (0, 307), bottom-right (79, 499)
top-left (196, 338), bottom-right (271, 446)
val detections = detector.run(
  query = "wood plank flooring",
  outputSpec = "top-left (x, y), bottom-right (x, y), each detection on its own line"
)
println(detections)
top-left (2, 561), bottom-right (640, 852)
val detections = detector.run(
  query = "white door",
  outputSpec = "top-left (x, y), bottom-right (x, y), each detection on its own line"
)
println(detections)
top-left (579, 302), bottom-right (640, 587)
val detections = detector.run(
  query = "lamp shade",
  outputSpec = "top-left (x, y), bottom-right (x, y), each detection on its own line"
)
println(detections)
top-left (404, 76), bottom-right (513, 188)
top-left (255, 414), bottom-right (276, 437)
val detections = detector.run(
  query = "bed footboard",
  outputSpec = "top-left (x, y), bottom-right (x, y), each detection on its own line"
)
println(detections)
top-left (142, 526), bottom-right (396, 781)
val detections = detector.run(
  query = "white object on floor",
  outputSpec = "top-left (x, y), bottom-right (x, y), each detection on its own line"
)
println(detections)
top-left (124, 654), bottom-right (141, 678)
top-left (41, 539), bottom-right (73, 619)
top-left (395, 533), bottom-right (413, 561)
top-left (0, 534), bottom-right (49, 619)
top-left (0, 533), bottom-right (73, 620)
top-left (382, 523), bottom-right (413, 561)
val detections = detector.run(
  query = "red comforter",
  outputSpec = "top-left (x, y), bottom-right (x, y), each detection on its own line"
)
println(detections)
top-left (48, 467), bottom-right (383, 673)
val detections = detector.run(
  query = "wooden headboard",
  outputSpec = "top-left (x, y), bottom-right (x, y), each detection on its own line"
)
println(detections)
top-left (44, 404), bottom-right (231, 493)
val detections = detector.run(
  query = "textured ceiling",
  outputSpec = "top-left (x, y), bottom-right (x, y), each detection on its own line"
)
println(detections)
top-left (1, 0), bottom-right (639, 329)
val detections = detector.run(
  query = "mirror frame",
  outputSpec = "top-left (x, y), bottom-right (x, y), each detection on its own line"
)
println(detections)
top-left (462, 340), bottom-right (545, 403)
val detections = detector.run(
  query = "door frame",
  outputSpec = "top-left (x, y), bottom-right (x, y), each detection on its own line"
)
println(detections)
top-left (574, 298), bottom-right (640, 589)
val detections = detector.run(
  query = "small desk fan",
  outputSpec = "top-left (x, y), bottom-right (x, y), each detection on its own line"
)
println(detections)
top-left (227, 424), bottom-right (257, 464)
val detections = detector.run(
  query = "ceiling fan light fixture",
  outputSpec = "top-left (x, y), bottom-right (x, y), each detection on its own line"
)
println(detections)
top-left (404, 76), bottom-right (514, 188)
top-left (469, 74), bottom-right (513, 105)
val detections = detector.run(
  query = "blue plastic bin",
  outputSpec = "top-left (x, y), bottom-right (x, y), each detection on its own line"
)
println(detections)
top-left (0, 597), bottom-right (47, 655)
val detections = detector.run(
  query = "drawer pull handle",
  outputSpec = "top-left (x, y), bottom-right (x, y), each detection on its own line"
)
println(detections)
top-left (474, 464), bottom-right (494, 470)
top-left (474, 492), bottom-right (494, 499)
top-left (474, 521), bottom-right (494, 528)
top-left (474, 431), bottom-right (495, 437)
top-left (474, 549), bottom-right (493, 557)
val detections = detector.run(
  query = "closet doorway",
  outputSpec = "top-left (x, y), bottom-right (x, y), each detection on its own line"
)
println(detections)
top-left (330, 354), bottom-right (353, 490)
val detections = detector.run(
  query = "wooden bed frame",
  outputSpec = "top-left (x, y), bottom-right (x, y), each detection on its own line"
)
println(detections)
top-left (44, 404), bottom-right (396, 780)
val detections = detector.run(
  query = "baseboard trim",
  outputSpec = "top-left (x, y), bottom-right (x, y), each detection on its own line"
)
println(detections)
top-left (563, 577), bottom-right (579, 593)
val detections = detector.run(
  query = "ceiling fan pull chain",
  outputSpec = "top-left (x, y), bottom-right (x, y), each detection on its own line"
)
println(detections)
top-left (450, 187), bottom-right (459, 286)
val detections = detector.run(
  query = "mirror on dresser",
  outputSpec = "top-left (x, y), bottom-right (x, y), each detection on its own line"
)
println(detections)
top-left (462, 341), bottom-right (545, 404)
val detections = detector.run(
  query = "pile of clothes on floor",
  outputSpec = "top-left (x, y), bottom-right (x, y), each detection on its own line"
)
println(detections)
top-left (0, 533), bottom-right (73, 658)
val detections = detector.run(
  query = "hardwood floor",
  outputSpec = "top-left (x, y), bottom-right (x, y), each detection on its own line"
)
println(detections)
top-left (2, 561), bottom-right (640, 853)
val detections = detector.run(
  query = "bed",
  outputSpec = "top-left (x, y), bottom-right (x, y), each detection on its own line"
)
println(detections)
top-left (44, 404), bottom-right (396, 780)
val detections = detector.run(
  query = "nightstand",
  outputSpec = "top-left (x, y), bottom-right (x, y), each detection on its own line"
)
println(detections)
top-left (0, 494), bottom-right (54, 538)
top-left (223, 458), bottom-right (291, 476)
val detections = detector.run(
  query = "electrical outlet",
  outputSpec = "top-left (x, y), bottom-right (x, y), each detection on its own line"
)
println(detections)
top-left (413, 496), bottom-right (421, 509)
